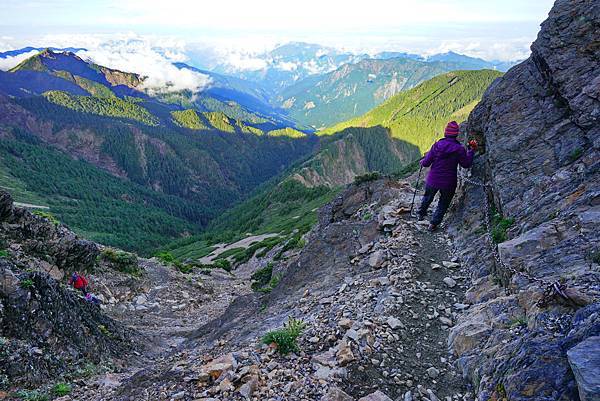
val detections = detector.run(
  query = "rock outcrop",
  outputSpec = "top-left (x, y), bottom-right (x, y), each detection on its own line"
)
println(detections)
top-left (0, 190), bottom-right (135, 390)
top-left (449, 0), bottom-right (599, 400)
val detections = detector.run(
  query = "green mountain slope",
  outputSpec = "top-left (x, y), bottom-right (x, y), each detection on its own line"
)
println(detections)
top-left (321, 69), bottom-right (503, 153)
top-left (0, 92), bottom-right (317, 254)
top-left (0, 133), bottom-right (198, 252)
top-left (162, 126), bottom-right (419, 262)
top-left (163, 69), bottom-right (501, 264)
top-left (277, 59), bottom-right (494, 128)
top-left (1, 49), bottom-right (300, 133)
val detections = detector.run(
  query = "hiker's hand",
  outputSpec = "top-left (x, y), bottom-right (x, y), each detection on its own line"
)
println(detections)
top-left (468, 140), bottom-right (478, 151)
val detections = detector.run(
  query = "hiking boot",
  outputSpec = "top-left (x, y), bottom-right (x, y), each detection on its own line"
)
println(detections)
top-left (428, 223), bottom-right (438, 232)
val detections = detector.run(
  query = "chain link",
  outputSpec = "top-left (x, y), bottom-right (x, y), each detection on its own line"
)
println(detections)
top-left (457, 169), bottom-right (566, 307)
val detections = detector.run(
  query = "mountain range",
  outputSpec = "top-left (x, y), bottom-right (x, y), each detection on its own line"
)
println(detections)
top-left (0, 46), bottom-right (503, 255)
top-left (0, 50), bottom-right (318, 253)
top-left (1, 43), bottom-right (518, 130)
top-left (203, 42), bottom-right (516, 93)
top-left (163, 68), bottom-right (501, 260)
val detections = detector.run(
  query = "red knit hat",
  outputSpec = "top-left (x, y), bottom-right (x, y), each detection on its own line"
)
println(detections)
top-left (444, 121), bottom-right (460, 137)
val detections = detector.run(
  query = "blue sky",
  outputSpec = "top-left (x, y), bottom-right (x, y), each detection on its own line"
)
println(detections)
top-left (0, 0), bottom-right (554, 61)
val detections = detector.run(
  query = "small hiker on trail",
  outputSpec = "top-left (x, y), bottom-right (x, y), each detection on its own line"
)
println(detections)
top-left (68, 272), bottom-right (89, 296)
top-left (418, 121), bottom-right (477, 231)
top-left (68, 272), bottom-right (101, 304)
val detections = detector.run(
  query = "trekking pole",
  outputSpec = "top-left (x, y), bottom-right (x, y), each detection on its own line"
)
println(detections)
top-left (409, 135), bottom-right (438, 216)
top-left (409, 163), bottom-right (423, 216)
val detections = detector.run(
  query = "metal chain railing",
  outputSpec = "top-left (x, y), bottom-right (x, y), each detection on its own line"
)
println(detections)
top-left (458, 168), bottom-right (569, 307)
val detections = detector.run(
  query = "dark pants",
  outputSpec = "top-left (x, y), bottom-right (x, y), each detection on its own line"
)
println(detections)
top-left (418, 185), bottom-right (456, 226)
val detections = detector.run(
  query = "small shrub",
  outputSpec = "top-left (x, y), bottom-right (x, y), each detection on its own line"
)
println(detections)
top-left (19, 278), bottom-right (34, 289)
top-left (97, 324), bottom-right (111, 336)
top-left (257, 274), bottom-right (281, 294)
top-left (354, 171), bottom-right (381, 185)
top-left (32, 211), bottom-right (59, 226)
top-left (71, 363), bottom-right (99, 379)
top-left (251, 263), bottom-right (273, 291)
top-left (213, 259), bottom-right (231, 272)
top-left (262, 318), bottom-right (307, 354)
top-left (491, 212), bottom-right (514, 244)
top-left (362, 212), bottom-right (373, 221)
top-left (0, 249), bottom-right (8, 258)
top-left (13, 390), bottom-right (49, 401)
top-left (494, 383), bottom-right (508, 401)
top-left (51, 383), bottom-right (71, 397)
top-left (154, 251), bottom-right (175, 265)
top-left (509, 316), bottom-right (527, 328)
top-left (174, 261), bottom-right (194, 274)
top-left (568, 147), bottom-right (583, 163)
top-left (100, 248), bottom-right (140, 275)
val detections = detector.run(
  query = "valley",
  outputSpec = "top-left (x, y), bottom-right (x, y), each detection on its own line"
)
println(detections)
top-left (1, 1), bottom-right (599, 400)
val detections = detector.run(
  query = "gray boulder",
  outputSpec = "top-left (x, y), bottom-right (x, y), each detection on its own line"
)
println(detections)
top-left (567, 336), bottom-right (600, 401)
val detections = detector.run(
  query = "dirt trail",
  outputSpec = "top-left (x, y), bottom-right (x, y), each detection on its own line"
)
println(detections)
top-left (70, 260), bottom-right (252, 400)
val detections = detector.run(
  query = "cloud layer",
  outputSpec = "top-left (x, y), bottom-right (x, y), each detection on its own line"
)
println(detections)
top-left (74, 38), bottom-right (212, 93)
top-left (0, 34), bottom-right (212, 93)
top-left (0, 50), bottom-right (39, 71)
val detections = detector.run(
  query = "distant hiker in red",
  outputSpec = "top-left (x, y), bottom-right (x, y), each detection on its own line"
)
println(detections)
top-left (68, 272), bottom-right (89, 296)
top-left (418, 121), bottom-right (477, 231)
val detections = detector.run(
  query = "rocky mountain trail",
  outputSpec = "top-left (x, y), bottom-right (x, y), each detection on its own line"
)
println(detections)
top-left (72, 178), bottom-right (476, 401)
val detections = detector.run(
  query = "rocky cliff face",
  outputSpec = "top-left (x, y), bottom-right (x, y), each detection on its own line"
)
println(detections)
top-left (449, 0), bottom-right (599, 400)
top-left (0, 191), bottom-right (135, 390)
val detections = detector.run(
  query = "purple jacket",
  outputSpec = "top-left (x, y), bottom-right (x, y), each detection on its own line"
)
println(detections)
top-left (420, 137), bottom-right (474, 190)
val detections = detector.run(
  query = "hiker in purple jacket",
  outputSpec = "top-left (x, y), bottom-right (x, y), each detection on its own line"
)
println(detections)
top-left (418, 121), bottom-right (477, 231)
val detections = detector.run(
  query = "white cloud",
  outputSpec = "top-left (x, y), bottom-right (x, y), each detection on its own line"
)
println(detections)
top-left (275, 61), bottom-right (298, 72)
top-left (220, 51), bottom-right (268, 71)
top-left (0, 50), bottom-right (39, 71)
top-left (31, 34), bottom-right (212, 93)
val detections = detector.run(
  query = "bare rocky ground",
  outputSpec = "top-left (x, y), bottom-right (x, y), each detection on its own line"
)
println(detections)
top-left (63, 179), bottom-right (474, 401)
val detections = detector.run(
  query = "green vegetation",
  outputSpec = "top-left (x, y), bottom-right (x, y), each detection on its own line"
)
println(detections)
top-left (262, 318), bottom-right (307, 354)
top-left (280, 57), bottom-right (464, 128)
top-left (202, 111), bottom-right (235, 132)
top-left (13, 390), bottom-right (48, 401)
top-left (70, 363), bottom-right (101, 380)
top-left (509, 316), bottom-right (527, 328)
top-left (9, 52), bottom-right (48, 72)
top-left (51, 383), bottom-right (71, 397)
top-left (0, 250), bottom-right (8, 258)
top-left (354, 171), bottom-right (381, 185)
top-left (171, 109), bottom-right (210, 130)
top-left (44, 90), bottom-right (159, 126)
top-left (213, 259), bottom-right (231, 272)
top-left (163, 179), bottom-right (335, 262)
top-left (0, 135), bottom-right (203, 254)
top-left (321, 70), bottom-right (503, 154)
top-left (32, 210), bottom-right (59, 226)
top-left (392, 159), bottom-right (421, 179)
top-left (251, 262), bottom-right (282, 293)
top-left (568, 147), bottom-right (583, 163)
top-left (73, 76), bottom-right (116, 98)
top-left (97, 324), bottom-right (111, 336)
top-left (251, 263), bottom-right (274, 291)
top-left (491, 211), bottom-right (514, 244)
top-left (19, 278), bottom-right (34, 289)
top-left (154, 251), bottom-right (176, 264)
top-left (99, 248), bottom-right (140, 275)
top-left (268, 127), bottom-right (306, 138)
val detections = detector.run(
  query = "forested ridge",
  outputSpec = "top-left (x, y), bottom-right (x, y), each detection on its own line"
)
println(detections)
top-left (321, 69), bottom-right (503, 153)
